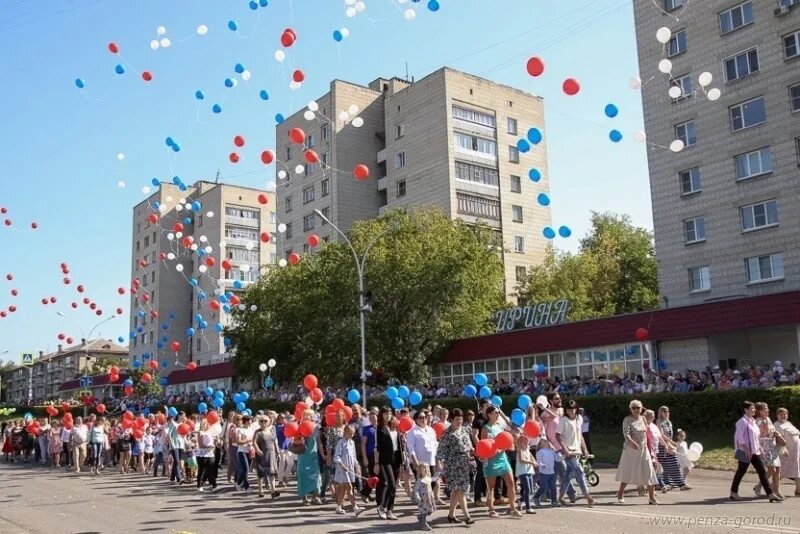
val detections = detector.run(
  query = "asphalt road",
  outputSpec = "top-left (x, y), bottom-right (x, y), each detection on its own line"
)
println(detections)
top-left (0, 462), bottom-right (798, 534)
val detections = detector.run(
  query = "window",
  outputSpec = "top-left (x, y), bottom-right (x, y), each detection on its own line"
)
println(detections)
top-left (225, 227), bottom-right (258, 241)
top-left (719, 2), bottom-right (753, 34)
top-left (197, 337), bottom-right (202, 351)
top-left (303, 243), bottom-right (310, 253)
top-left (735, 147), bottom-right (773, 180)
top-left (780, 0), bottom-right (800, 8)
top-left (303, 186), bottom-right (315, 204)
top-left (305, 163), bottom-right (316, 176)
top-left (512, 205), bottom-right (523, 223)
top-left (321, 178), bottom-right (330, 197)
top-left (796, 137), bottom-right (800, 165)
top-left (225, 207), bottom-right (259, 219)
top-left (453, 132), bottom-right (497, 156)
top-left (454, 161), bottom-right (499, 186)
top-left (321, 123), bottom-right (330, 140)
top-left (456, 192), bottom-right (500, 219)
top-left (321, 152), bottom-right (328, 167)
top-left (513, 236), bottom-right (524, 253)
top-left (515, 266), bottom-right (526, 282)
top-left (667, 30), bottom-right (687, 57)
top-left (136, 241), bottom-right (140, 252)
top-left (671, 74), bottom-right (693, 99)
top-left (306, 134), bottom-right (315, 148)
top-left (395, 151), bottom-right (406, 168)
top-left (664, 0), bottom-right (683, 11)
top-left (785, 30), bottom-right (800, 59)
top-left (303, 214), bottom-right (315, 232)
top-left (746, 253), bottom-right (784, 283)
top-left (395, 124), bottom-right (405, 139)
top-left (791, 84), bottom-right (800, 113)
top-left (741, 200), bottom-right (778, 231)
top-left (144, 235), bottom-right (150, 247)
top-left (452, 106), bottom-right (496, 128)
top-left (680, 167), bottom-right (701, 194)
top-left (510, 175), bottom-right (521, 193)
top-left (285, 146), bottom-right (291, 160)
top-left (724, 48), bottom-right (759, 82)
top-left (199, 214), bottom-right (203, 227)
top-left (684, 217), bottom-right (706, 243)
top-left (227, 247), bottom-right (258, 264)
top-left (285, 196), bottom-right (293, 213)
top-left (507, 117), bottom-right (518, 135)
top-left (321, 207), bottom-right (330, 223)
top-left (285, 222), bottom-right (293, 239)
top-left (730, 97), bottom-right (766, 131)
top-left (675, 120), bottom-right (697, 147)
top-left (509, 146), bottom-right (520, 163)
top-left (688, 266), bottom-right (710, 292)
top-left (397, 180), bottom-right (406, 198)
top-left (270, 212), bottom-right (276, 223)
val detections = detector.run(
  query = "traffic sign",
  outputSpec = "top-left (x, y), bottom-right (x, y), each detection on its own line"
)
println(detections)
top-left (20, 352), bottom-right (34, 366)
top-left (79, 376), bottom-right (93, 388)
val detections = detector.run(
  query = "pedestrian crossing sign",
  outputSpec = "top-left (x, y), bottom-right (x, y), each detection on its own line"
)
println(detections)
top-left (20, 352), bottom-right (34, 366)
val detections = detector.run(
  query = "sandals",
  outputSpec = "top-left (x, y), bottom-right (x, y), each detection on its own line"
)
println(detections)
top-left (487, 510), bottom-right (499, 518)
top-left (510, 509), bottom-right (522, 518)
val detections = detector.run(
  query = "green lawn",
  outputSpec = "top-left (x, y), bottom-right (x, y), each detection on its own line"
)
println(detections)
top-left (590, 430), bottom-right (735, 471)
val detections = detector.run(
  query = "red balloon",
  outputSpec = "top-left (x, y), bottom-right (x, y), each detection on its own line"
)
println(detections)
top-left (353, 164), bottom-right (369, 180)
top-left (108, 42), bottom-right (119, 54)
top-left (31, 221), bottom-right (38, 230)
top-left (132, 279), bottom-right (140, 287)
top-left (284, 422), bottom-right (299, 438)
top-left (307, 234), bottom-right (320, 247)
top-left (3, 219), bottom-right (11, 226)
top-left (475, 439), bottom-right (496, 459)
top-left (124, 386), bottom-right (134, 396)
top-left (280, 29), bottom-right (296, 47)
top-left (170, 341), bottom-right (181, 353)
top-left (205, 257), bottom-right (216, 267)
top-left (398, 416), bottom-right (414, 434)
top-left (258, 232), bottom-right (270, 243)
top-left (331, 398), bottom-right (345, 411)
top-left (325, 412), bottom-right (337, 426)
top-left (221, 259), bottom-right (233, 271)
top-left (5, 274), bottom-right (12, 281)
top-left (63, 277), bottom-right (71, 285)
top-left (342, 406), bottom-right (353, 422)
top-left (526, 56), bottom-right (545, 77)
top-left (187, 362), bottom-right (198, 371)
top-left (292, 69), bottom-right (305, 83)
top-left (303, 374), bottom-right (318, 390)
top-left (41, 298), bottom-right (48, 305)
top-left (256, 194), bottom-right (269, 205)
top-left (299, 420), bottom-right (315, 438)
top-left (147, 213), bottom-right (158, 224)
top-left (289, 252), bottom-right (301, 265)
top-left (288, 127), bottom-right (306, 144)
top-left (229, 152), bottom-right (240, 163)
top-left (0, 312), bottom-right (6, 318)
top-left (309, 387), bottom-right (323, 404)
top-left (432, 422), bottom-right (445, 439)
top-left (495, 431), bottom-right (514, 451)
top-left (367, 476), bottom-right (379, 489)
top-left (234, 135), bottom-right (245, 147)
top-left (173, 222), bottom-right (184, 233)
top-left (562, 78), bottom-right (581, 96)
top-left (96, 309), bottom-right (103, 316)
top-left (96, 403), bottom-right (106, 414)
top-left (142, 71), bottom-right (153, 82)
top-left (156, 414), bottom-right (166, 425)
top-left (89, 302), bottom-right (97, 310)
top-left (142, 294), bottom-right (150, 302)
top-left (148, 360), bottom-right (158, 370)
top-left (82, 297), bottom-right (90, 304)
top-left (50, 296), bottom-right (57, 304)
top-left (303, 150), bottom-right (319, 163)
top-left (260, 150), bottom-right (275, 165)
top-left (523, 420), bottom-right (541, 439)
top-left (8, 305), bottom-right (15, 313)
top-left (116, 307), bottom-right (124, 315)
top-left (66, 337), bottom-right (73, 344)
top-left (133, 428), bottom-right (143, 440)
top-left (141, 373), bottom-right (152, 383)
top-left (635, 327), bottom-right (649, 341)
top-left (58, 333), bottom-right (65, 340)
top-left (63, 421), bottom-right (73, 430)
top-left (206, 410), bottom-right (220, 425)
top-left (209, 300), bottom-right (220, 311)
top-left (177, 423), bottom-right (192, 436)
top-left (109, 374), bottom-right (119, 383)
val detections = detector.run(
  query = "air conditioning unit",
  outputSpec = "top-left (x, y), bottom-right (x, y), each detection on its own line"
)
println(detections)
top-left (774, 5), bottom-right (790, 16)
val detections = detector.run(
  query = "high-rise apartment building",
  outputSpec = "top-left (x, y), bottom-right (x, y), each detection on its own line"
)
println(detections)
top-left (634, 0), bottom-right (800, 307)
top-left (275, 67), bottom-right (552, 297)
top-left (130, 181), bottom-right (275, 369)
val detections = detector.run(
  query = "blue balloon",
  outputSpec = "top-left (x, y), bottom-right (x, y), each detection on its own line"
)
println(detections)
top-left (124, 379), bottom-right (134, 387)
top-left (463, 384), bottom-right (477, 397)
top-left (333, 30), bottom-right (343, 42)
top-left (212, 104), bottom-right (222, 114)
top-left (197, 402), bottom-right (208, 413)
top-left (236, 401), bottom-right (246, 412)
top-left (117, 336), bottom-right (124, 343)
top-left (391, 397), bottom-right (405, 410)
top-left (198, 291), bottom-right (206, 300)
top-left (234, 63), bottom-right (245, 73)
top-left (195, 90), bottom-right (205, 100)
top-left (165, 137), bottom-right (175, 147)
top-left (173, 143), bottom-right (181, 152)
top-left (275, 113), bottom-right (285, 124)
top-left (233, 280), bottom-right (243, 289)
top-left (212, 397), bottom-right (224, 408)
top-left (189, 278), bottom-right (198, 287)
top-left (259, 90), bottom-right (270, 101)
top-left (198, 321), bottom-right (208, 330)
top-left (409, 391), bottom-right (423, 406)
top-left (347, 389), bottom-right (360, 403)
top-left (249, 0), bottom-right (258, 9)
top-left (161, 323), bottom-right (169, 331)
top-left (214, 390), bottom-right (225, 398)
top-left (232, 393), bottom-right (242, 404)
top-left (115, 64), bottom-right (125, 75)
top-left (137, 310), bottom-right (145, 318)
top-left (558, 226), bottom-right (572, 238)
top-left (194, 314), bottom-right (203, 323)
top-left (223, 304), bottom-right (232, 314)
top-left (215, 323), bottom-right (224, 333)
top-left (528, 168), bottom-right (541, 182)
top-left (479, 386), bottom-right (492, 399)
top-left (136, 326), bottom-right (143, 333)
top-left (204, 387), bottom-right (213, 396)
top-left (474, 373), bottom-right (488, 387)
top-left (260, 0), bottom-right (268, 5)
top-left (243, 409), bottom-right (252, 417)
top-left (518, 395), bottom-right (532, 410)
top-left (386, 386), bottom-right (398, 400)
top-left (511, 408), bottom-right (525, 427)
top-left (131, 359), bottom-right (141, 368)
top-left (224, 78), bottom-right (235, 88)
top-left (543, 226), bottom-right (556, 239)
top-left (609, 129), bottom-right (623, 143)
top-left (129, 331), bottom-right (136, 339)
top-left (172, 176), bottom-right (181, 185)
top-left (537, 193), bottom-right (550, 206)
top-left (161, 360), bottom-right (169, 368)
top-left (168, 407), bottom-right (178, 417)
top-left (516, 138), bottom-right (531, 153)
top-left (191, 201), bottom-right (201, 211)
top-left (160, 377), bottom-right (168, 386)
top-left (604, 103), bottom-right (619, 118)
top-left (240, 391), bottom-right (250, 402)
top-left (427, 0), bottom-right (440, 11)
top-left (75, 78), bottom-right (85, 89)
top-left (150, 201), bottom-right (160, 210)
top-left (219, 295), bottom-right (228, 304)
top-left (398, 385), bottom-right (410, 399)
top-left (151, 178), bottom-right (160, 187)
top-left (527, 127), bottom-right (543, 145)
top-left (186, 327), bottom-right (195, 337)
top-left (142, 408), bottom-right (151, 416)
top-left (491, 395), bottom-right (503, 408)
top-left (224, 337), bottom-right (232, 347)
top-left (228, 20), bottom-right (238, 31)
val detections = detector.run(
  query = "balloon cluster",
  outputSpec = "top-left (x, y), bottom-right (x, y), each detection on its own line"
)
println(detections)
top-left (0, 205), bottom-right (39, 232)
top-left (462, 373), bottom-right (502, 408)
top-left (385, 384), bottom-right (423, 410)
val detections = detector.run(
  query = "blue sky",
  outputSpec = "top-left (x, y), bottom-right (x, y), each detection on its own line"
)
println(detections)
top-left (0, 0), bottom-right (650, 363)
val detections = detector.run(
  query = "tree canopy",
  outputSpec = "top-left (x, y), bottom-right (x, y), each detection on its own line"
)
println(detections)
top-left (228, 208), bottom-right (505, 384)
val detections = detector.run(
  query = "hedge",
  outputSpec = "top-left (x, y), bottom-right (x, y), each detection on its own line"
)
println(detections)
top-left (4, 387), bottom-right (798, 433)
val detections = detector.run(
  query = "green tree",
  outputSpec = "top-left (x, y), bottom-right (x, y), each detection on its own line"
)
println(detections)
top-left (517, 212), bottom-right (658, 319)
top-left (228, 208), bottom-right (505, 384)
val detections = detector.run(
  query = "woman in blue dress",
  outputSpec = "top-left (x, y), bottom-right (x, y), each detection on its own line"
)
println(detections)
top-left (295, 409), bottom-right (323, 505)
top-left (480, 406), bottom-right (521, 518)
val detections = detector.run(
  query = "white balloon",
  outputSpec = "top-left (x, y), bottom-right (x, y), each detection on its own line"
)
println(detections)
top-left (176, 204), bottom-right (183, 212)
top-left (199, 235), bottom-right (208, 243)
top-left (214, 288), bottom-right (223, 296)
top-left (245, 242), bottom-right (255, 251)
top-left (206, 211), bottom-right (215, 218)
top-left (167, 252), bottom-right (176, 260)
top-left (197, 24), bottom-right (208, 36)
top-left (159, 38), bottom-right (171, 48)
top-left (689, 441), bottom-right (704, 453)
top-left (117, 152), bottom-right (125, 160)
top-left (686, 448), bottom-right (701, 462)
top-left (179, 198), bottom-right (186, 204)
top-left (698, 72), bottom-right (713, 87)
top-left (345, 0), bottom-right (356, 5)
top-left (190, 244), bottom-right (199, 251)
top-left (238, 304), bottom-right (246, 311)
top-left (707, 88), bottom-right (721, 101)
top-left (303, 110), bottom-right (316, 121)
top-left (277, 223), bottom-right (287, 233)
top-left (277, 170), bottom-right (287, 180)
top-left (218, 241), bottom-right (226, 248)
top-left (216, 278), bottom-right (225, 286)
top-left (348, 104), bottom-right (359, 115)
top-left (150, 40), bottom-right (160, 50)
top-left (634, 131), bottom-right (647, 143)
top-left (404, 8), bottom-right (416, 20)
top-left (241, 70), bottom-right (251, 81)
top-left (117, 181), bottom-right (126, 188)
top-left (289, 80), bottom-right (301, 90)
top-left (259, 363), bottom-right (268, 372)
top-left (157, 26), bottom-right (167, 36)
top-left (167, 233), bottom-right (175, 241)
top-left (204, 246), bottom-right (213, 254)
top-left (340, 28), bottom-right (350, 38)
top-left (278, 258), bottom-right (288, 267)
top-left (142, 186), bottom-right (151, 195)
top-left (198, 265), bottom-right (207, 273)
top-left (176, 231), bottom-right (183, 239)
top-left (158, 204), bottom-right (168, 214)
top-left (346, 7), bottom-right (357, 17)
top-left (669, 140), bottom-right (685, 153)
top-left (274, 50), bottom-right (285, 62)
top-left (352, 117), bottom-right (364, 128)
top-left (339, 111), bottom-right (350, 121)
top-left (166, 196), bottom-right (174, 203)
top-left (655, 27), bottom-right (672, 44)
top-left (308, 101), bottom-right (319, 112)
top-left (240, 264), bottom-right (251, 273)
top-left (176, 264), bottom-right (184, 272)
top-left (355, 1), bottom-right (366, 12)
top-left (250, 305), bottom-right (257, 312)
top-left (267, 358), bottom-right (276, 368)
top-left (628, 76), bottom-right (642, 90)
top-left (658, 59), bottom-right (673, 74)
top-left (668, 86), bottom-right (683, 99)
top-left (294, 164), bottom-right (305, 175)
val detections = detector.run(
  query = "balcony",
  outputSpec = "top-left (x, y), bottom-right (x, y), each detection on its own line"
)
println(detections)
top-left (225, 215), bottom-right (260, 228)
top-left (224, 236), bottom-right (257, 248)
top-left (377, 148), bottom-right (387, 164)
top-left (377, 176), bottom-right (387, 191)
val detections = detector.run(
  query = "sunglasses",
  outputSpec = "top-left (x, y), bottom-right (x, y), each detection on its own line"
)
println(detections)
top-left (631, 407), bottom-right (642, 410)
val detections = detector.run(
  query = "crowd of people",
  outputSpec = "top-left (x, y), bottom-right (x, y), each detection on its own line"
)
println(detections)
top-left (4, 391), bottom-right (799, 529)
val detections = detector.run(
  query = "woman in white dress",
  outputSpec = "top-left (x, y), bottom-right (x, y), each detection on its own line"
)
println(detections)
top-left (614, 400), bottom-right (656, 504)
top-left (774, 407), bottom-right (800, 497)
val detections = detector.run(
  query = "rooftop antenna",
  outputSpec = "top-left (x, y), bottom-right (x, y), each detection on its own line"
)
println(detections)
top-left (214, 169), bottom-right (221, 184)
top-left (405, 61), bottom-right (409, 82)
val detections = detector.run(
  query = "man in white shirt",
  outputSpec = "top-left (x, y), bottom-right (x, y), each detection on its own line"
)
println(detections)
top-left (555, 400), bottom-right (594, 506)
top-left (406, 410), bottom-right (441, 504)
top-left (70, 417), bottom-right (89, 473)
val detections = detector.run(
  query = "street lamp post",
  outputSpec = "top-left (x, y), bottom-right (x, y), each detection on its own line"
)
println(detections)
top-left (313, 209), bottom-right (396, 409)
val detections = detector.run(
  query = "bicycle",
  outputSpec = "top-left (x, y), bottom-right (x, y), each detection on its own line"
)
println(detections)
top-left (581, 455), bottom-right (599, 487)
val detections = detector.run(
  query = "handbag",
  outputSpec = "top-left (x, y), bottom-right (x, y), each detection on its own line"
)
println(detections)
top-left (734, 448), bottom-right (749, 463)
top-left (289, 437), bottom-right (307, 455)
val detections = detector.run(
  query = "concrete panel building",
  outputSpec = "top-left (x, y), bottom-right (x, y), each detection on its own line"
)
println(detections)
top-left (130, 181), bottom-right (275, 370)
top-left (276, 67), bottom-right (552, 297)
top-left (633, 0), bottom-right (800, 308)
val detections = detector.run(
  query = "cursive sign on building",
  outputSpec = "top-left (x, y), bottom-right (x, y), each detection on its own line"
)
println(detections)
top-left (494, 299), bottom-right (570, 332)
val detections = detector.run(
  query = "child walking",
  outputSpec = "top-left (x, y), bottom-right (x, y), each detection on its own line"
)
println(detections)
top-left (414, 464), bottom-right (437, 531)
top-left (516, 435), bottom-right (538, 514)
top-left (333, 425), bottom-right (364, 516)
top-left (142, 429), bottom-right (155, 474)
top-left (533, 439), bottom-right (558, 508)
top-left (675, 429), bottom-right (694, 484)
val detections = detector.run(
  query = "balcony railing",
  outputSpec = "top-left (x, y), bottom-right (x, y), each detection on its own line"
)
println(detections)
top-left (226, 215), bottom-right (260, 228)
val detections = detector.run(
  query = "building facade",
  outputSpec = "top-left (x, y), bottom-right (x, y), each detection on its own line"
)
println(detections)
top-left (633, 0), bottom-right (800, 307)
top-left (276, 67), bottom-right (552, 297)
top-left (130, 181), bottom-right (275, 370)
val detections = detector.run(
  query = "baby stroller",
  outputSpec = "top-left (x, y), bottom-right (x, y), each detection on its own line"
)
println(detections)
top-left (581, 455), bottom-right (599, 487)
